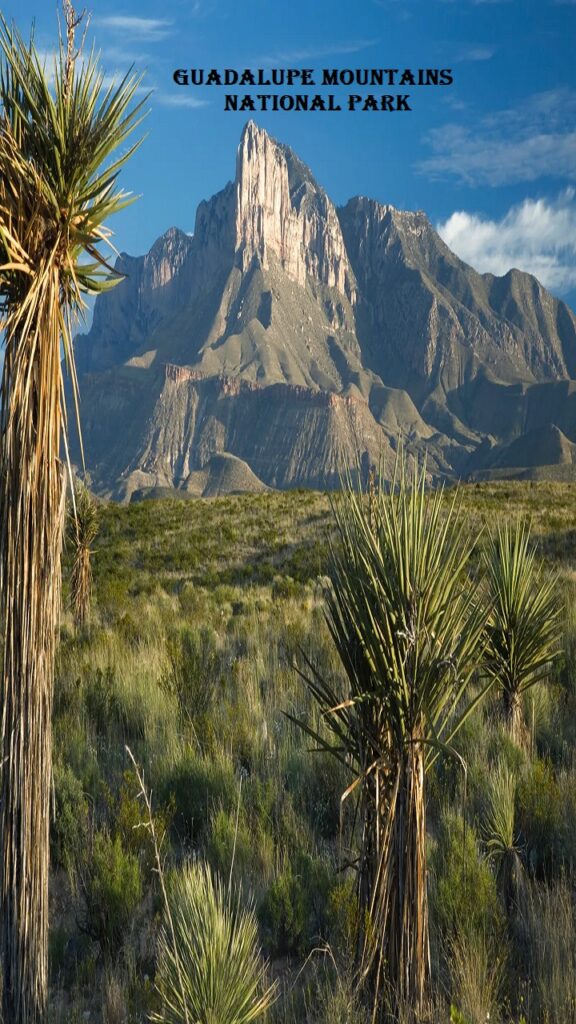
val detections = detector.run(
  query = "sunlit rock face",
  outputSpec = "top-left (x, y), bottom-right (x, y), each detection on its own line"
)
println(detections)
top-left (235, 121), bottom-right (356, 301)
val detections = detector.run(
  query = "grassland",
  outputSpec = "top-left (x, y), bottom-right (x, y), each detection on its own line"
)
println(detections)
top-left (50, 482), bottom-right (576, 1023)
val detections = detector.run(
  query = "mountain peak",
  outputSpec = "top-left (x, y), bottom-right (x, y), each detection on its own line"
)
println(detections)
top-left (234, 121), bottom-right (355, 297)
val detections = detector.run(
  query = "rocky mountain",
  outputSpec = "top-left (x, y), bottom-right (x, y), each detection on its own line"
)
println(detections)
top-left (72, 121), bottom-right (576, 499)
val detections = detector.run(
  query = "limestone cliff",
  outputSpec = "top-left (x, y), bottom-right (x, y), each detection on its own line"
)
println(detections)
top-left (235, 121), bottom-right (355, 300)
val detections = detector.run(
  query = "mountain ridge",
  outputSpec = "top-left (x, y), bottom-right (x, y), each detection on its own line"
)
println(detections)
top-left (71, 121), bottom-right (576, 499)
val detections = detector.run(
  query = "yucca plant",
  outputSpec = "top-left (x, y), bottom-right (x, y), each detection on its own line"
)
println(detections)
top-left (483, 761), bottom-right (524, 916)
top-left (0, 6), bottom-right (145, 1021)
top-left (294, 460), bottom-right (489, 1022)
top-left (152, 860), bottom-right (277, 1024)
top-left (67, 483), bottom-right (98, 629)
top-left (484, 520), bottom-right (562, 745)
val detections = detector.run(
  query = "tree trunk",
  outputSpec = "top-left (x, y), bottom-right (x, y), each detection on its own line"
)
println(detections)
top-left (359, 739), bottom-right (430, 1023)
top-left (502, 688), bottom-right (526, 747)
top-left (0, 333), bottom-right (65, 1023)
top-left (71, 545), bottom-right (91, 630)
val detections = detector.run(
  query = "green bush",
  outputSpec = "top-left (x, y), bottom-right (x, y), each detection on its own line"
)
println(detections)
top-left (81, 830), bottom-right (142, 952)
top-left (260, 864), bottom-right (307, 956)
top-left (207, 806), bottom-right (274, 889)
top-left (162, 752), bottom-right (236, 845)
top-left (163, 626), bottom-right (221, 738)
top-left (260, 855), bottom-right (332, 956)
top-left (429, 812), bottom-right (503, 940)
top-left (516, 759), bottom-right (563, 876)
top-left (51, 762), bottom-right (89, 881)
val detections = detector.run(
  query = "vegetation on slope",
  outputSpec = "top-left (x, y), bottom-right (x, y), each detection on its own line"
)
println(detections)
top-left (49, 482), bottom-right (576, 1023)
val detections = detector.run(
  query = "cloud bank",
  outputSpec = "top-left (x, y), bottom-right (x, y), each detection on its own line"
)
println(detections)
top-left (437, 190), bottom-right (576, 293)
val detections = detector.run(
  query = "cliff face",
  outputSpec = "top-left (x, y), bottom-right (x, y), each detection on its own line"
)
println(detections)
top-left (235, 122), bottom-right (355, 300)
top-left (76, 227), bottom-right (194, 374)
top-left (71, 122), bottom-right (576, 498)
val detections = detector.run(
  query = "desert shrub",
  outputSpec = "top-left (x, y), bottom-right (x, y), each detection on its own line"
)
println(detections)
top-left (207, 806), bottom-right (274, 889)
top-left (260, 864), bottom-right (307, 956)
top-left (163, 625), bottom-right (222, 739)
top-left (162, 751), bottom-right (236, 845)
top-left (80, 830), bottom-right (142, 953)
top-left (284, 749), bottom-right (347, 840)
top-left (516, 759), bottom-right (563, 876)
top-left (51, 762), bottom-right (89, 882)
top-left (430, 812), bottom-right (503, 941)
top-left (260, 855), bottom-right (332, 957)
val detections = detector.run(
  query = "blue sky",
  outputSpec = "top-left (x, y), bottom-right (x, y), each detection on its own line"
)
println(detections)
top-left (6, 0), bottom-right (576, 308)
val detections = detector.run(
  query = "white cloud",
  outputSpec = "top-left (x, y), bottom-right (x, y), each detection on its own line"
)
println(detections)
top-left (419, 89), bottom-right (576, 186)
top-left (454, 45), bottom-right (495, 61)
top-left (257, 39), bottom-right (378, 66)
top-left (154, 93), bottom-right (209, 109)
top-left (96, 17), bottom-right (172, 41)
top-left (437, 189), bottom-right (576, 293)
